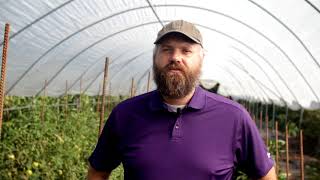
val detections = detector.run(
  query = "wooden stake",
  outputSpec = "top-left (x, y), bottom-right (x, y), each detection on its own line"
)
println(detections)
top-left (40, 80), bottom-right (47, 122)
top-left (130, 78), bottom-right (135, 98)
top-left (300, 130), bottom-right (304, 180)
top-left (275, 121), bottom-right (279, 175)
top-left (265, 104), bottom-right (268, 146)
top-left (286, 123), bottom-right (290, 179)
top-left (259, 108), bottom-right (262, 132)
top-left (272, 103), bottom-right (275, 130)
top-left (272, 103), bottom-right (276, 137)
top-left (65, 80), bottom-right (68, 120)
top-left (266, 114), bottom-right (269, 146)
top-left (57, 98), bottom-right (60, 121)
top-left (31, 95), bottom-right (35, 117)
top-left (99, 58), bottom-right (109, 136)
top-left (147, 71), bottom-right (151, 92)
top-left (0, 23), bottom-right (10, 138)
top-left (78, 76), bottom-right (82, 112)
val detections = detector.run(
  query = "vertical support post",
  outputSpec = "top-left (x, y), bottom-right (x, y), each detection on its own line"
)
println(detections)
top-left (57, 98), bottom-right (60, 121)
top-left (65, 80), bottom-right (68, 120)
top-left (259, 106), bottom-right (263, 132)
top-left (248, 101), bottom-right (251, 116)
top-left (300, 130), bottom-right (304, 180)
top-left (31, 95), bottom-right (35, 117)
top-left (147, 71), bottom-right (151, 93)
top-left (40, 80), bottom-right (47, 122)
top-left (0, 23), bottom-right (10, 138)
top-left (266, 112), bottom-right (269, 146)
top-left (252, 103), bottom-right (256, 124)
top-left (299, 108), bottom-right (304, 129)
top-left (275, 121), bottom-right (279, 175)
top-left (265, 104), bottom-right (269, 146)
top-left (286, 123), bottom-right (290, 179)
top-left (256, 102), bottom-right (259, 123)
top-left (285, 105), bottom-right (289, 125)
top-left (99, 58), bottom-right (109, 136)
top-left (272, 103), bottom-right (276, 135)
top-left (78, 76), bottom-right (82, 112)
top-left (130, 78), bottom-right (135, 98)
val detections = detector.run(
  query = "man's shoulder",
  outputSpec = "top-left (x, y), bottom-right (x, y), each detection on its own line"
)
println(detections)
top-left (201, 89), bottom-right (245, 114)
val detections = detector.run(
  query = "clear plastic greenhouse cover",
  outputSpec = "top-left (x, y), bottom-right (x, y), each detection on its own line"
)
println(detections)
top-left (0, 0), bottom-right (319, 110)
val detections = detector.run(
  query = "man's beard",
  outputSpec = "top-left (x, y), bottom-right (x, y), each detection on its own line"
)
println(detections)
top-left (153, 61), bottom-right (201, 99)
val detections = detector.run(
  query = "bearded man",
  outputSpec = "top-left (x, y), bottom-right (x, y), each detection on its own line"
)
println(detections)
top-left (87, 20), bottom-right (276, 180)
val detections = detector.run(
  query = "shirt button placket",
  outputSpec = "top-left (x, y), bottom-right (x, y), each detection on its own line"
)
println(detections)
top-left (172, 115), bottom-right (182, 140)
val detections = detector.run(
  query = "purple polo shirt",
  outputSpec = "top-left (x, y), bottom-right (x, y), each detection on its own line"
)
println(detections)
top-left (89, 86), bottom-right (273, 180)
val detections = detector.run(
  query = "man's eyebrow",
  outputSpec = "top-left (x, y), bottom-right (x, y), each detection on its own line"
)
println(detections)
top-left (160, 44), bottom-right (172, 48)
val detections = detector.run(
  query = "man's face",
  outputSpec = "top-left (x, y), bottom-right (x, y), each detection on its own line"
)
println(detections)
top-left (153, 33), bottom-right (203, 99)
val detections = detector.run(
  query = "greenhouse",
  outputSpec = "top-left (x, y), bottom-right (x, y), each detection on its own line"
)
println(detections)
top-left (0, 0), bottom-right (319, 179)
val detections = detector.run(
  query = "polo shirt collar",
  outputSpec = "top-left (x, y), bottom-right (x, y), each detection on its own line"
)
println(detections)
top-left (187, 86), bottom-right (206, 110)
top-left (149, 86), bottom-right (206, 111)
top-left (149, 90), bottom-right (166, 111)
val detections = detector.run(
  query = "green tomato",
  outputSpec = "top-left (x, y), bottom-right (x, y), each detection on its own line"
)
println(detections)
top-left (58, 170), bottom-right (63, 175)
top-left (32, 162), bottom-right (39, 168)
top-left (7, 154), bottom-right (15, 160)
top-left (27, 170), bottom-right (33, 176)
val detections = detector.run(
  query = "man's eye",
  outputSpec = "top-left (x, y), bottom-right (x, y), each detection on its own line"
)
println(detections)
top-left (183, 49), bottom-right (192, 53)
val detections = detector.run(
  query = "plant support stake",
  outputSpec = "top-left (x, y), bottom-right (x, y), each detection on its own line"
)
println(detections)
top-left (275, 121), bottom-right (279, 175)
top-left (130, 77), bottom-right (135, 98)
top-left (78, 76), bottom-right (82, 112)
top-left (147, 71), bottom-right (151, 92)
top-left (285, 123), bottom-right (290, 179)
top-left (65, 80), bottom-right (68, 120)
top-left (0, 23), bottom-right (10, 138)
top-left (99, 58), bottom-right (109, 136)
top-left (40, 80), bottom-right (47, 122)
top-left (265, 113), bottom-right (269, 147)
top-left (300, 130), bottom-right (304, 180)
top-left (259, 107), bottom-right (262, 132)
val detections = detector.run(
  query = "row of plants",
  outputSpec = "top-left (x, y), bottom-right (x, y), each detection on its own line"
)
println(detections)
top-left (0, 95), bottom-right (124, 179)
top-left (239, 100), bottom-right (320, 179)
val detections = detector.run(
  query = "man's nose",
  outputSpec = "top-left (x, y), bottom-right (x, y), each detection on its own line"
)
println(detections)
top-left (170, 50), bottom-right (182, 63)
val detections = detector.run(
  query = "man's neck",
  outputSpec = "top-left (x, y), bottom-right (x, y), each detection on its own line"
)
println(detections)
top-left (162, 88), bottom-right (196, 105)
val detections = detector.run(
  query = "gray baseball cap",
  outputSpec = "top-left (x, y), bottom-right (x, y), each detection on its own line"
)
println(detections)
top-left (154, 20), bottom-right (203, 46)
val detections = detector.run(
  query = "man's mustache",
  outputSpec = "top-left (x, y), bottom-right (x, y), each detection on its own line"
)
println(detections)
top-left (164, 62), bottom-right (185, 71)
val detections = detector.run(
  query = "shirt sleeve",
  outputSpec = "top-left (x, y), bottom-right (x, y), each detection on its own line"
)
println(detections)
top-left (88, 108), bottom-right (121, 172)
top-left (234, 108), bottom-right (274, 179)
